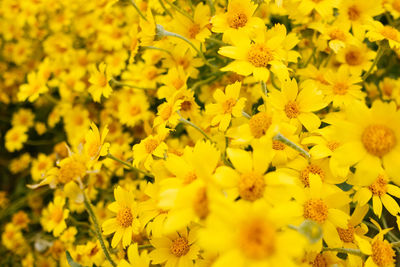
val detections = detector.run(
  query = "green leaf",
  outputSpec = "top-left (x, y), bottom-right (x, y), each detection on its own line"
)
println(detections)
top-left (66, 251), bottom-right (84, 267)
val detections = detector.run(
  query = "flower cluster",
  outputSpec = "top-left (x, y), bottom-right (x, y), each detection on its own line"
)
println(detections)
top-left (2, 0), bottom-right (400, 266)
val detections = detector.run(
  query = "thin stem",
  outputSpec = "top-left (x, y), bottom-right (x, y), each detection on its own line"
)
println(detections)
top-left (381, 214), bottom-right (400, 242)
top-left (191, 75), bottom-right (220, 91)
top-left (273, 133), bottom-right (310, 159)
top-left (242, 111), bottom-right (251, 119)
top-left (138, 244), bottom-right (154, 250)
top-left (270, 72), bottom-right (280, 90)
top-left (142, 46), bottom-right (172, 56)
top-left (302, 47), bottom-right (316, 68)
top-left (110, 78), bottom-right (156, 90)
top-left (178, 112), bottom-right (213, 142)
top-left (158, 0), bottom-right (172, 17)
top-left (44, 94), bottom-right (59, 104)
top-left (164, 0), bottom-right (193, 20)
top-left (206, 37), bottom-right (227, 46)
top-left (391, 241), bottom-right (400, 247)
top-left (322, 247), bottom-right (364, 257)
top-left (362, 45), bottom-right (385, 81)
top-left (83, 192), bottom-right (117, 267)
top-left (107, 153), bottom-right (154, 177)
top-left (261, 81), bottom-right (268, 96)
top-left (206, 0), bottom-right (215, 16)
top-left (129, 0), bottom-right (147, 21)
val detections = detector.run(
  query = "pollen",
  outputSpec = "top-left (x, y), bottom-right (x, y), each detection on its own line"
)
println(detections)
top-left (329, 29), bottom-right (346, 42)
top-left (116, 207), bottom-right (133, 228)
top-left (238, 171), bottom-right (265, 201)
top-left (249, 112), bottom-right (272, 138)
top-left (369, 175), bottom-right (388, 197)
top-left (284, 101), bottom-right (300, 119)
top-left (144, 138), bottom-right (158, 153)
top-left (272, 140), bottom-right (285, 150)
top-left (345, 49), bottom-right (363, 66)
top-left (361, 124), bottom-right (396, 157)
top-left (170, 237), bottom-right (190, 257)
top-left (193, 187), bottom-right (209, 219)
top-left (130, 106), bottom-right (141, 116)
top-left (337, 224), bottom-right (355, 243)
top-left (312, 253), bottom-right (327, 267)
top-left (188, 24), bottom-right (200, 39)
top-left (347, 5), bottom-right (361, 21)
top-left (303, 199), bottom-right (329, 224)
top-left (371, 239), bottom-right (395, 267)
top-left (222, 98), bottom-right (237, 114)
top-left (228, 12), bottom-right (248, 29)
top-left (183, 171), bottom-right (197, 184)
top-left (381, 26), bottom-right (399, 41)
top-left (238, 217), bottom-right (276, 259)
top-left (300, 164), bottom-right (325, 187)
top-left (52, 208), bottom-right (64, 223)
top-left (332, 82), bottom-right (349, 95)
top-left (98, 75), bottom-right (108, 87)
top-left (247, 44), bottom-right (274, 68)
top-left (327, 141), bottom-right (339, 151)
top-left (58, 159), bottom-right (86, 184)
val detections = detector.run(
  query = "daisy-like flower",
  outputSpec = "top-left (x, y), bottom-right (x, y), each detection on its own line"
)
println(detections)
top-left (102, 186), bottom-right (141, 248)
top-left (366, 20), bottom-right (400, 49)
top-left (84, 122), bottom-right (110, 162)
top-left (297, 0), bottom-right (339, 18)
top-left (149, 227), bottom-right (200, 267)
top-left (18, 72), bottom-right (49, 102)
top-left (88, 62), bottom-right (113, 102)
top-left (331, 100), bottom-right (400, 184)
top-left (323, 66), bottom-right (364, 108)
top-left (40, 196), bottom-right (69, 237)
top-left (267, 78), bottom-right (327, 132)
top-left (153, 96), bottom-right (183, 129)
top-left (211, 0), bottom-right (264, 41)
top-left (5, 126), bottom-right (28, 152)
top-left (218, 24), bottom-right (295, 82)
top-left (205, 81), bottom-right (246, 131)
top-left (350, 171), bottom-right (400, 218)
top-left (336, 41), bottom-right (376, 74)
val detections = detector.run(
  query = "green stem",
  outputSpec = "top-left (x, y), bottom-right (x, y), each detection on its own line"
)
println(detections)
top-left (138, 244), bottom-right (154, 250)
top-left (242, 111), bottom-right (251, 119)
top-left (206, 0), bottom-right (215, 16)
top-left (83, 192), bottom-right (117, 267)
top-left (129, 0), bottom-right (147, 21)
top-left (164, 0), bottom-right (193, 20)
top-left (110, 78), bottom-right (156, 90)
top-left (158, 0), bottom-right (172, 17)
top-left (191, 74), bottom-right (220, 91)
top-left (273, 133), bottom-right (310, 159)
top-left (270, 72), bottom-right (280, 90)
top-left (322, 247), bottom-right (364, 257)
top-left (177, 112), bottom-right (213, 142)
top-left (302, 47), bottom-right (316, 68)
top-left (362, 45), bottom-right (385, 81)
top-left (142, 46), bottom-right (172, 56)
top-left (107, 153), bottom-right (154, 177)
top-left (206, 37), bottom-right (227, 46)
top-left (391, 241), bottom-right (400, 247)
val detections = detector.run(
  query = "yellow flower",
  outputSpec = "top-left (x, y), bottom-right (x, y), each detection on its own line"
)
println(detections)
top-left (5, 126), bottom-right (28, 152)
top-left (40, 196), bottom-right (69, 237)
top-left (18, 72), bottom-right (48, 102)
top-left (267, 78), bottom-right (327, 131)
top-left (330, 100), bottom-right (400, 184)
top-left (12, 108), bottom-right (34, 128)
top-left (118, 243), bottom-right (151, 267)
top-left (88, 62), bottom-right (113, 102)
top-left (219, 24), bottom-right (294, 81)
top-left (149, 227), bottom-right (200, 267)
top-left (102, 186), bottom-right (141, 248)
top-left (336, 41), bottom-right (376, 74)
top-left (297, 0), bottom-right (339, 17)
top-left (117, 91), bottom-right (150, 127)
top-left (31, 153), bottom-right (53, 181)
top-left (153, 97), bottom-right (183, 129)
top-left (366, 20), bottom-right (400, 49)
top-left (84, 122), bottom-right (110, 162)
top-left (205, 81), bottom-right (246, 131)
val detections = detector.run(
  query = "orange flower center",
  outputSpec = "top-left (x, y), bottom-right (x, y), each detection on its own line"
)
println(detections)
top-left (371, 239), bottom-right (395, 267)
top-left (228, 12), bottom-right (248, 29)
top-left (249, 112), bottom-right (272, 138)
top-left (193, 187), bottom-right (209, 219)
top-left (272, 140), bottom-right (285, 150)
top-left (170, 237), bottom-right (190, 257)
top-left (332, 82), bottom-right (349, 95)
top-left (337, 224), bottom-right (355, 243)
top-left (312, 253), bottom-right (327, 267)
top-left (369, 175), bottom-right (388, 196)
top-left (52, 208), bottom-right (64, 223)
top-left (327, 141), bottom-right (340, 151)
top-left (180, 101), bottom-right (192, 111)
top-left (222, 98), bottom-right (237, 114)
top-left (116, 207), bottom-right (133, 228)
top-left (300, 164), bottom-right (325, 187)
top-left (144, 139), bottom-right (158, 153)
top-left (380, 26), bottom-right (399, 41)
top-left (58, 159), bottom-right (86, 184)
top-left (303, 199), bottom-right (328, 224)
top-left (238, 171), bottom-right (265, 201)
top-left (130, 106), bottom-right (141, 116)
top-left (188, 24), bottom-right (200, 39)
top-left (347, 5), bottom-right (361, 21)
top-left (345, 49), bottom-right (363, 66)
top-left (238, 217), bottom-right (276, 259)
top-left (361, 124), bottom-right (396, 157)
top-left (183, 171), bottom-right (197, 184)
top-left (98, 75), bottom-right (108, 87)
top-left (284, 101), bottom-right (300, 119)
top-left (329, 29), bottom-right (346, 41)
top-left (247, 44), bottom-right (274, 68)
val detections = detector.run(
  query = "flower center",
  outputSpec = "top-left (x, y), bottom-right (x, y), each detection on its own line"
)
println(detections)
top-left (249, 112), bottom-right (272, 138)
top-left (329, 29), bottom-right (346, 41)
top-left (337, 224), bottom-right (355, 243)
top-left (180, 101), bottom-right (192, 111)
top-left (130, 106), bottom-right (141, 116)
top-left (300, 164), bottom-right (325, 187)
top-left (312, 253), bottom-right (327, 267)
top-left (332, 82), bottom-right (349, 95)
top-left (98, 75), bottom-right (108, 87)
top-left (58, 159), bottom-right (86, 184)
top-left (303, 199), bottom-right (328, 224)
top-left (347, 5), bottom-right (361, 21)
top-left (170, 237), bottom-right (190, 257)
top-left (172, 78), bottom-right (184, 89)
top-left (183, 171), bottom-right (197, 184)
top-left (193, 187), bottom-right (209, 219)
top-left (327, 141), bottom-right (340, 151)
top-left (393, 0), bottom-right (400, 12)
top-left (52, 208), bottom-right (64, 223)
top-left (272, 140), bottom-right (285, 150)
top-left (222, 98), bottom-right (237, 114)
top-left (188, 24), bottom-right (200, 39)
top-left (284, 101), bottom-right (300, 119)
top-left (369, 175), bottom-right (388, 196)
top-left (238, 171), bottom-right (265, 201)
top-left (247, 44), bottom-right (274, 68)
top-left (238, 217), bottom-right (276, 259)
top-left (144, 139), bottom-right (158, 154)
top-left (345, 50), bottom-right (363, 66)
top-left (361, 124), bottom-right (396, 157)
top-left (116, 207), bottom-right (133, 228)
top-left (381, 26), bottom-right (399, 41)
top-left (228, 12), bottom-right (248, 29)
top-left (371, 240), bottom-right (395, 267)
